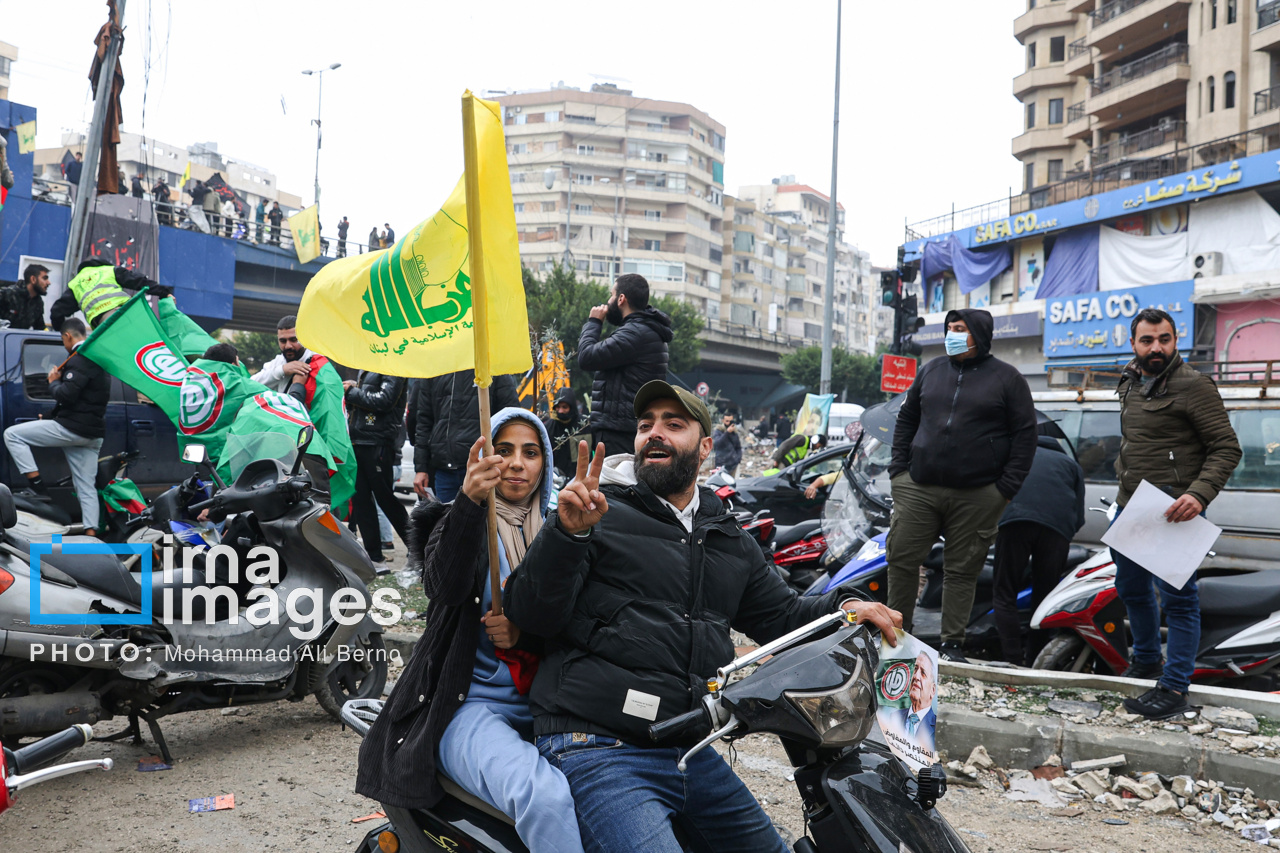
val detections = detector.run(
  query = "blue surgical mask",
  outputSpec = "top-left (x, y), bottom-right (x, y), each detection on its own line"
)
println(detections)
top-left (944, 331), bottom-right (971, 356)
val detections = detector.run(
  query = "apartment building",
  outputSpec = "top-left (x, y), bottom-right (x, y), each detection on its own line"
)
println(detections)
top-left (495, 84), bottom-right (727, 315)
top-left (0, 42), bottom-right (16, 101)
top-left (1013, 0), bottom-right (1280, 195)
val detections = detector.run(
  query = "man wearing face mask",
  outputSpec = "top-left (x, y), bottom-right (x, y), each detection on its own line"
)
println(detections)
top-left (885, 308), bottom-right (1037, 662)
top-left (542, 387), bottom-right (584, 475)
top-left (578, 274), bottom-right (674, 457)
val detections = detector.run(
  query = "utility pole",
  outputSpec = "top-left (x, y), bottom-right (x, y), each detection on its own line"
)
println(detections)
top-left (302, 62), bottom-right (341, 210)
top-left (820, 0), bottom-right (842, 396)
top-left (64, 0), bottom-right (127, 278)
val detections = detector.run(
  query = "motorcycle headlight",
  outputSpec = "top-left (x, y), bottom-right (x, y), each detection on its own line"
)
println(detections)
top-left (784, 653), bottom-right (876, 747)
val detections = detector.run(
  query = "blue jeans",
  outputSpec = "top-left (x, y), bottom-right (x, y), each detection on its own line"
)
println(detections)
top-left (1110, 505), bottom-right (1201, 694)
top-left (536, 733), bottom-right (787, 853)
top-left (432, 468), bottom-right (464, 504)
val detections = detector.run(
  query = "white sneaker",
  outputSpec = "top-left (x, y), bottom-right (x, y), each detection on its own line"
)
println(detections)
top-left (372, 562), bottom-right (390, 575)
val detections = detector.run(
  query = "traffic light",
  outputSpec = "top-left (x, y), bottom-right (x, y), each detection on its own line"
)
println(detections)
top-left (880, 270), bottom-right (899, 310)
top-left (899, 293), bottom-right (924, 357)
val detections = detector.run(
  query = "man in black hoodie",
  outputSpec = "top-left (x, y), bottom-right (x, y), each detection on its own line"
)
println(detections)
top-left (542, 387), bottom-right (584, 475)
top-left (886, 308), bottom-right (1037, 661)
top-left (579, 274), bottom-right (674, 457)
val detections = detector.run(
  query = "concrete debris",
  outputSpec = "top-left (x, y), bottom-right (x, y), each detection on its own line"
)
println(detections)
top-left (965, 745), bottom-right (994, 770)
top-left (1047, 699), bottom-right (1103, 719)
top-left (1006, 777), bottom-right (1068, 807)
top-left (1073, 772), bottom-right (1109, 799)
top-left (1137, 772), bottom-right (1165, 792)
top-left (1142, 790), bottom-right (1180, 815)
top-left (1069, 755), bottom-right (1127, 773)
top-left (1187, 723), bottom-right (1213, 735)
top-left (1043, 753), bottom-right (1062, 767)
top-left (1095, 792), bottom-right (1129, 811)
top-left (985, 708), bottom-right (1017, 721)
top-left (1200, 706), bottom-right (1260, 734)
top-left (1171, 775), bottom-right (1196, 798)
top-left (1113, 776), bottom-right (1155, 800)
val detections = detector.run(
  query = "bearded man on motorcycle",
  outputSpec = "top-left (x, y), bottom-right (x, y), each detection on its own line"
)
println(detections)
top-left (503, 380), bottom-right (901, 853)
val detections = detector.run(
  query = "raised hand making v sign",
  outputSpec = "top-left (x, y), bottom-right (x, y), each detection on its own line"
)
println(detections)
top-left (555, 440), bottom-right (609, 535)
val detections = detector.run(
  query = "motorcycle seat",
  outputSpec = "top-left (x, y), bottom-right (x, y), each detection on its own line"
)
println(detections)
top-left (437, 773), bottom-right (515, 827)
top-left (6, 530), bottom-right (142, 607)
top-left (1197, 573), bottom-right (1280, 619)
top-left (774, 519), bottom-right (822, 549)
top-left (1064, 545), bottom-right (1091, 572)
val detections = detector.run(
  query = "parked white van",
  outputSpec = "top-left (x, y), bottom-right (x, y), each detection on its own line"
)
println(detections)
top-left (827, 403), bottom-right (865, 444)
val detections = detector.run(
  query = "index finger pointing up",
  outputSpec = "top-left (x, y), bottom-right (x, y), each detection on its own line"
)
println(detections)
top-left (467, 435), bottom-right (486, 466)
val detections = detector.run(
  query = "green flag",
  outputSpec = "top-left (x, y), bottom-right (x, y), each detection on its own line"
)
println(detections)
top-left (177, 358), bottom-right (273, 476)
top-left (158, 297), bottom-right (222, 360)
top-left (301, 359), bottom-right (356, 515)
top-left (79, 291), bottom-right (191, 414)
top-left (223, 390), bottom-right (336, 484)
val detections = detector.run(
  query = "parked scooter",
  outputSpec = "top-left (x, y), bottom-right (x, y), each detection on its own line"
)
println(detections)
top-left (343, 611), bottom-right (969, 853)
top-left (0, 429), bottom-right (390, 760)
top-left (2, 724), bottom-right (112, 816)
top-left (1031, 505), bottom-right (1280, 690)
top-left (11, 450), bottom-right (152, 544)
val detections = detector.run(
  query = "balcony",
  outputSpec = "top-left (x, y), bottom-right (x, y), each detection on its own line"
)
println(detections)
top-left (1013, 64), bottom-right (1070, 98)
top-left (1064, 101), bottom-right (1092, 139)
top-left (1012, 126), bottom-right (1074, 158)
top-left (1086, 0), bottom-right (1190, 58)
top-left (1251, 85), bottom-right (1280, 131)
top-left (1088, 43), bottom-right (1190, 129)
top-left (1089, 120), bottom-right (1185, 165)
top-left (1065, 37), bottom-right (1094, 76)
top-left (1067, 0), bottom-right (1097, 11)
top-left (1253, 3), bottom-right (1280, 52)
top-left (1014, 1), bottom-right (1076, 41)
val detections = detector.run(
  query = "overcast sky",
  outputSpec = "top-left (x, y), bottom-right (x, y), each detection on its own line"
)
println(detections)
top-left (7, 0), bottom-right (1026, 266)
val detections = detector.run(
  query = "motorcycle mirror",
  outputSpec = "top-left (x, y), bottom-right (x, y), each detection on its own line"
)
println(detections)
top-left (290, 426), bottom-right (315, 476)
top-left (182, 444), bottom-right (208, 464)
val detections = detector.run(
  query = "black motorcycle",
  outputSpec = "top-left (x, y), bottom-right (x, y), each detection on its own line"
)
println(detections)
top-left (342, 611), bottom-right (968, 853)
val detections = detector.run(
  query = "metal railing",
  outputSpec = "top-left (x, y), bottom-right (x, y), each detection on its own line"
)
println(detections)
top-left (906, 126), bottom-right (1280, 242)
top-left (1067, 101), bottom-right (1087, 123)
top-left (1090, 42), bottom-right (1188, 96)
top-left (702, 316), bottom-right (816, 349)
top-left (1260, 2), bottom-right (1280, 30)
top-left (1090, 120), bottom-right (1186, 165)
top-left (1068, 37), bottom-right (1090, 60)
top-left (1255, 84), bottom-right (1280, 115)
top-left (1089, 0), bottom-right (1154, 25)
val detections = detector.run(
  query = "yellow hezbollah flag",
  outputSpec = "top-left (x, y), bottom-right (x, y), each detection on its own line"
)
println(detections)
top-left (180, 161), bottom-right (191, 192)
top-left (296, 91), bottom-right (530, 382)
top-left (289, 204), bottom-right (321, 264)
top-left (15, 120), bottom-right (36, 155)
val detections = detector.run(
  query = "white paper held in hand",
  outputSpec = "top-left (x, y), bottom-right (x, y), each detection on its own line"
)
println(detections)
top-left (1100, 480), bottom-right (1222, 590)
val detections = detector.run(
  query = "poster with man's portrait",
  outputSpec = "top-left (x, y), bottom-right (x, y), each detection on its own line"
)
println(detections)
top-left (794, 393), bottom-right (835, 438)
top-left (876, 632), bottom-right (939, 774)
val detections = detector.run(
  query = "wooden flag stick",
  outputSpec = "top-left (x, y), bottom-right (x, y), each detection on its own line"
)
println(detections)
top-left (477, 383), bottom-right (503, 616)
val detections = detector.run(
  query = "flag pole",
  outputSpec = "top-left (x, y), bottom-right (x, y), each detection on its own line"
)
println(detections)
top-left (461, 91), bottom-right (503, 615)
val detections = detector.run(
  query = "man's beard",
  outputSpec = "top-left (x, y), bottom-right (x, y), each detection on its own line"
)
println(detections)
top-left (1138, 351), bottom-right (1170, 374)
top-left (283, 348), bottom-right (304, 362)
top-left (605, 301), bottom-right (624, 326)
top-left (635, 440), bottom-right (700, 498)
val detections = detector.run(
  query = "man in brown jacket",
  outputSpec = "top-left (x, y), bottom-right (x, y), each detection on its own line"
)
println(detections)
top-left (1112, 308), bottom-right (1241, 720)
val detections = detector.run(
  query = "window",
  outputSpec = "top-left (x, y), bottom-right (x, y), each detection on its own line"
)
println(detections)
top-left (1208, 76), bottom-right (1216, 112)
top-left (1210, 0), bottom-right (1217, 27)
top-left (1225, 71), bottom-right (1236, 108)
top-left (645, 210), bottom-right (662, 220)
top-left (544, 111), bottom-right (560, 122)
top-left (513, 202), bottom-right (524, 213)
top-left (575, 173), bottom-right (593, 185)
top-left (514, 114), bottom-right (527, 125)
top-left (1050, 36), bottom-right (1065, 63)
top-left (1225, 410), bottom-right (1280, 489)
top-left (1024, 162), bottom-right (1036, 191)
top-left (510, 143), bottom-right (528, 155)
top-left (1046, 410), bottom-right (1122, 483)
top-left (1226, 0), bottom-right (1236, 24)
top-left (541, 201), bottom-right (556, 212)
top-left (22, 342), bottom-right (66, 400)
top-left (1048, 98), bottom-right (1064, 124)
top-left (1027, 42), bottom-right (1037, 69)
top-left (544, 141), bottom-right (558, 153)
top-left (643, 239), bottom-right (661, 251)
top-left (733, 231), bottom-right (755, 252)
top-left (0, 56), bottom-right (10, 75)
top-left (1026, 102), bottom-right (1036, 129)
top-left (574, 203), bottom-right (591, 214)
top-left (511, 172), bottom-right (527, 183)
top-left (577, 144), bottom-right (595, 155)
top-left (1047, 159), bottom-right (1064, 182)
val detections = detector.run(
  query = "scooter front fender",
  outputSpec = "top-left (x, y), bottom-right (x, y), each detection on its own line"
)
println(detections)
top-left (816, 741), bottom-right (971, 853)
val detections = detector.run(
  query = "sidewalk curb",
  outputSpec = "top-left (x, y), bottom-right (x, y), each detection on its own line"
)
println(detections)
top-left (937, 706), bottom-right (1280, 799)
top-left (940, 660), bottom-right (1280, 720)
top-left (383, 631), bottom-right (418, 665)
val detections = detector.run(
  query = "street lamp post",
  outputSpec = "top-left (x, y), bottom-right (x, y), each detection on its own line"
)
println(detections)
top-left (301, 62), bottom-right (341, 210)
top-left (545, 165), bottom-right (573, 269)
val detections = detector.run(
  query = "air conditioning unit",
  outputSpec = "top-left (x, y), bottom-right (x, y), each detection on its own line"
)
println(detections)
top-left (1190, 251), bottom-right (1223, 278)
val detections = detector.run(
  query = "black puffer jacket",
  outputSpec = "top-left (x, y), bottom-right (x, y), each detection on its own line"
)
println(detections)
top-left (889, 308), bottom-right (1037, 500)
top-left (503, 481), bottom-right (848, 745)
top-left (578, 308), bottom-right (673, 433)
top-left (344, 371), bottom-right (407, 446)
top-left (541, 387), bottom-right (585, 475)
top-left (411, 370), bottom-right (520, 474)
top-left (50, 348), bottom-right (110, 439)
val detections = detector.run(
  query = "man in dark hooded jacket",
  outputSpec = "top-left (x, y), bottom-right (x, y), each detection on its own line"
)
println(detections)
top-left (885, 308), bottom-right (1037, 662)
top-left (579, 274), bottom-right (673, 456)
top-left (542, 387), bottom-right (584, 475)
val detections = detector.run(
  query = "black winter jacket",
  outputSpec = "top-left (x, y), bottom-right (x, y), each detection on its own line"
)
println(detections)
top-left (354, 498), bottom-right (543, 810)
top-left (50, 348), bottom-right (110, 439)
top-left (411, 370), bottom-right (520, 474)
top-left (578, 308), bottom-right (673, 433)
top-left (345, 371), bottom-right (407, 446)
top-left (889, 308), bottom-right (1037, 500)
top-left (541, 387), bottom-right (585, 475)
top-left (503, 481), bottom-right (848, 745)
top-left (0, 284), bottom-right (47, 330)
top-left (999, 435), bottom-right (1087, 543)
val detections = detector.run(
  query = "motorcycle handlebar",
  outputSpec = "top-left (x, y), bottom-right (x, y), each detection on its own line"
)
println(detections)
top-left (648, 708), bottom-right (708, 744)
top-left (7, 724), bottom-right (92, 775)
